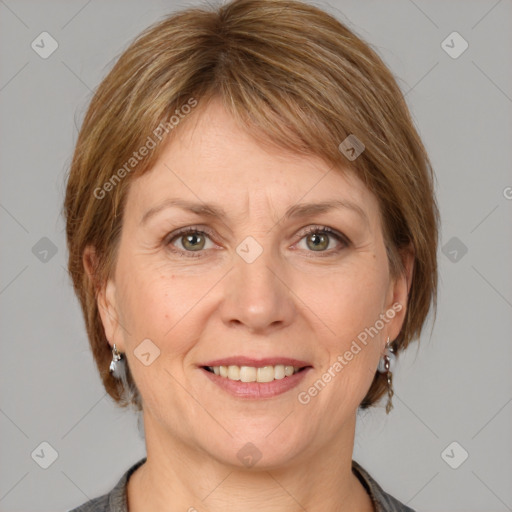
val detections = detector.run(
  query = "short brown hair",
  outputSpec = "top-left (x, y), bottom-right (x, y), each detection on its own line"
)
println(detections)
top-left (64, 0), bottom-right (439, 412)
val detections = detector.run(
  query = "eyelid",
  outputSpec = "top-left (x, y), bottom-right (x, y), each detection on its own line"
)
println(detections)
top-left (296, 225), bottom-right (350, 245)
top-left (292, 225), bottom-right (350, 255)
top-left (165, 225), bottom-right (218, 254)
top-left (164, 224), bottom-right (350, 256)
top-left (166, 225), bottom-right (215, 241)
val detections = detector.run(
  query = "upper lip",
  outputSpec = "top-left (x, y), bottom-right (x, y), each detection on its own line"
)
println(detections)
top-left (200, 357), bottom-right (312, 368)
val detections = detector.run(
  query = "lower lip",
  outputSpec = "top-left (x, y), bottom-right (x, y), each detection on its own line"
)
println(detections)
top-left (200, 367), bottom-right (312, 399)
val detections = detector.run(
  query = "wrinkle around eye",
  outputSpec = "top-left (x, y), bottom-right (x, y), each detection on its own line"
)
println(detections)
top-left (141, 215), bottom-right (372, 255)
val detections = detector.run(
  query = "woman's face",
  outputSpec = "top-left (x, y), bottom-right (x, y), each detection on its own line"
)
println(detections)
top-left (96, 98), bottom-right (411, 468)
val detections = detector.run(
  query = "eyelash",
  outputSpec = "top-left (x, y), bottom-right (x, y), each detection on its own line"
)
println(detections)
top-left (165, 225), bottom-right (350, 258)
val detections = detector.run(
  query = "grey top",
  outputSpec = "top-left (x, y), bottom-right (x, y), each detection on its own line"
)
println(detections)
top-left (69, 457), bottom-right (415, 512)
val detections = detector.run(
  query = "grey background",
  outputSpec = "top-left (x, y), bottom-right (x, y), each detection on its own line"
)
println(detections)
top-left (1, 0), bottom-right (511, 511)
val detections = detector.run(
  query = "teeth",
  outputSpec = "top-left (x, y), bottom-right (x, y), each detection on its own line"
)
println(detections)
top-left (240, 366), bottom-right (256, 382)
top-left (256, 366), bottom-right (274, 383)
top-left (227, 365), bottom-right (240, 380)
top-left (284, 365), bottom-right (295, 377)
top-left (274, 364), bottom-right (285, 380)
top-left (208, 364), bottom-right (302, 383)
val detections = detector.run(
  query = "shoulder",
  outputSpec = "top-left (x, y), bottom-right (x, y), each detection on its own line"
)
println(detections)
top-left (352, 460), bottom-right (416, 512)
top-left (68, 458), bottom-right (147, 512)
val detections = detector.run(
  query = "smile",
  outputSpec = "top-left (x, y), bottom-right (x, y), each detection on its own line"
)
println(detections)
top-left (204, 364), bottom-right (303, 382)
top-left (200, 363), bottom-right (312, 399)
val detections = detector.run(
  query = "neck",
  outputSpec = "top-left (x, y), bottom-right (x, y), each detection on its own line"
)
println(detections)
top-left (127, 411), bottom-right (374, 512)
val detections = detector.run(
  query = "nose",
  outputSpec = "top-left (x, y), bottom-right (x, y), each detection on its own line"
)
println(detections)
top-left (218, 242), bottom-right (296, 335)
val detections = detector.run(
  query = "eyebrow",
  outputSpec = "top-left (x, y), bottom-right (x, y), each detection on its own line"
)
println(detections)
top-left (140, 198), bottom-right (369, 226)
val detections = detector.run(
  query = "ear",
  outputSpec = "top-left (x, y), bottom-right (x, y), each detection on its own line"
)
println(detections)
top-left (383, 243), bottom-right (415, 343)
top-left (83, 246), bottom-right (124, 352)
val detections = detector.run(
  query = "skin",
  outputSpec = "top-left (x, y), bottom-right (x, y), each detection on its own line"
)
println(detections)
top-left (85, 97), bottom-right (413, 512)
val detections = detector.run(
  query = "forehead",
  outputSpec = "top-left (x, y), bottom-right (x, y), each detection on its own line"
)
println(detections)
top-left (125, 99), bottom-right (379, 223)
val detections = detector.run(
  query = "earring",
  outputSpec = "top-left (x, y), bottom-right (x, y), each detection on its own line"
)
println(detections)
top-left (109, 343), bottom-right (124, 379)
top-left (108, 343), bottom-right (138, 407)
top-left (377, 336), bottom-right (396, 414)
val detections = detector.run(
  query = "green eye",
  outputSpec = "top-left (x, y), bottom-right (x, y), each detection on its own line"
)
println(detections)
top-left (298, 226), bottom-right (348, 253)
top-left (306, 232), bottom-right (330, 251)
top-left (180, 232), bottom-right (206, 251)
top-left (165, 225), bottom-right (349, 258)
top-left (167, 227), bottom-right (214, 256)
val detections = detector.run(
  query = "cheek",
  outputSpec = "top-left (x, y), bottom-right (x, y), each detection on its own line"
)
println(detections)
top-left (306, 255), bottom-right (388, 342)
top-left (301, 254), bottom-right (388, 395)
top-left (125, 276), bottom-right (188, 341)
top-left (117, 257), bottom-right (214, 358)
top-left (115, 269), bottom-right (198, 404)
top-left (116, 253), bottom-right (184, 347)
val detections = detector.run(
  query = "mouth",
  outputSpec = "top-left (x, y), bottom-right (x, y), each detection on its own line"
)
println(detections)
top-left (202, 364), bottom-right (309, 383)
top-left (198, 358), bottom-right (313, 399)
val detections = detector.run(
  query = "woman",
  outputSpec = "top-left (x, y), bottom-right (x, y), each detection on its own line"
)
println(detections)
top-left (65, 0), bottom-right (439, 510)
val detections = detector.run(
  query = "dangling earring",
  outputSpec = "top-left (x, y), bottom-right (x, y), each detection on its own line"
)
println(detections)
top-left (377, 336), bottom-right (396, 414)
top-left (109, 343), bottom-right (124, 379)
top-left (108, 343), bottom-right (138, 407)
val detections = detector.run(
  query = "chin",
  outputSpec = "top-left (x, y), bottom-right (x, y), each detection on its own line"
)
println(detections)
top-left (202, 425), bottom-right (309, 470)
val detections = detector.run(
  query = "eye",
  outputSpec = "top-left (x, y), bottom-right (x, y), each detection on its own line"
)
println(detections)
top-left (296, 226), bottom-right (349, 253)
top-left (164, 225), bottom-right (349, 258)
top-left (166, 227), bottom-right (216, 255)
